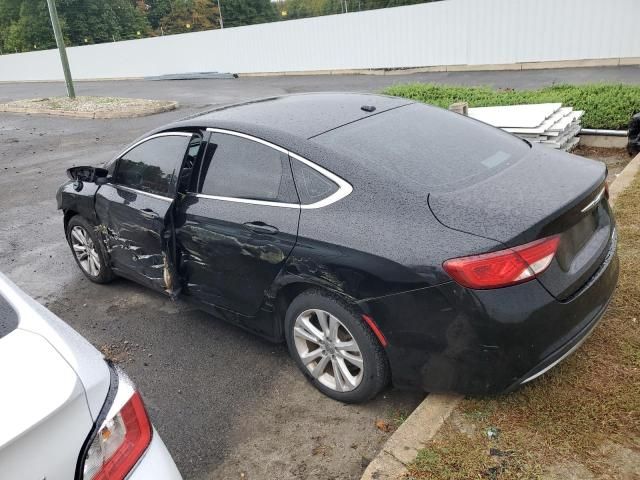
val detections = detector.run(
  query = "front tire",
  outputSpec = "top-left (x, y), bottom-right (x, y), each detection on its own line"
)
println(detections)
top-left (66, 215), bottom-right (114, 284)
top-left (285, 289), bottom-right (390, 403)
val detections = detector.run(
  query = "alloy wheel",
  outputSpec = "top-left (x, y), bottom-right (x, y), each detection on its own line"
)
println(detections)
top-left (293, 309), bottom-right (364, 392)
top-left (70, 225), bottom-right (101, 277)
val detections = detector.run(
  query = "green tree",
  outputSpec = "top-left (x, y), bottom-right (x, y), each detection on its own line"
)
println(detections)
top-left (159, 0), bottom-right (220, 35)
top-left (220, 0), bottom-right (277, 27)
top-left (146, 0), bottom-right (171, 30)
top-left (58, 0), bottom-right (150, 44)
top-left (0, 0), bottom-right (21, 52)
top-left (281, 0), bottom-right (325, 19)
top-left (279, 0), bottom-right (441, 20)
top-left (0, 0), bottom-right (151, 53)
top-left (3, 1), bottom-right (54, 53)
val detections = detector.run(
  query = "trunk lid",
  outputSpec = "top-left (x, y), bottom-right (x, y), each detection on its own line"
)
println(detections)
top-left (429, 146), bottom-right (612, 299)
top-left (0, 273), bottom-right (111, 418)
top-left (0, 273), bottom-right (111, 479)
top-left (0, 329), bottom-right (94, 479)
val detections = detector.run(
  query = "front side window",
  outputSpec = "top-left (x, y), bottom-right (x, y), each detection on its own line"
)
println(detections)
top-left (198, 133), bottom-right (298, 203)
top-left (115, 134), bottom-right (192, 196)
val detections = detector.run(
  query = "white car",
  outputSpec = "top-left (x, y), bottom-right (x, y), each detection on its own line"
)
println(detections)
top-left (0, 273), bottom-right (182, 480)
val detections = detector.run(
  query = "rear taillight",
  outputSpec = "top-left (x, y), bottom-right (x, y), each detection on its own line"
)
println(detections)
top-left (82, 388), bottom-right (152, 480)
top-left (443, 235), bottom-right (560, 289)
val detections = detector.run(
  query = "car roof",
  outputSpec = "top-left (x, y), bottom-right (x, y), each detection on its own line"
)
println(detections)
top-left (168, 92), bottom-right (414, 140)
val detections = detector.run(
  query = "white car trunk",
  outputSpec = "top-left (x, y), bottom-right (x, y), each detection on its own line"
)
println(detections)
top-left (0, 329), bottom-right (93, 479)
top-left (0, 273), bottom-right (111, 479)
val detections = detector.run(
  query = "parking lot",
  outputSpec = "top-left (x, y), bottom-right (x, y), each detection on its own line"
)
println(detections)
top-left (1, 66), bottom-right (637, 479)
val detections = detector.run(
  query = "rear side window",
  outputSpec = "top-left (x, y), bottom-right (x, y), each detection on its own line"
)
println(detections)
top-left (314, 103), bottom-right (530, 191)
top-left (291, 160), bottom-right (338, 205)
top-left (198, 133), bottom-right (298, 203)
top-left (115, 134), bottom-right (191, 196)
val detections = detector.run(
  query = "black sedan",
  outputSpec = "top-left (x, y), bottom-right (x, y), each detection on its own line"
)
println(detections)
top-left (57, 93), bottom-right (619, 403)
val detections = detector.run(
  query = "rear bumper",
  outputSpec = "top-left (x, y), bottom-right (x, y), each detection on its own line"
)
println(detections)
top-left (127, 428), bottom-right (182, 480)
top-left (361, 231), bottom-right (619, 394)
top-left (504, 291), bottom-right (608, 392)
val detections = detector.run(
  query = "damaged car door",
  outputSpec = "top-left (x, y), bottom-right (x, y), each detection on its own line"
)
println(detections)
top-left (95, 132), bottom-right (198, 294)
top-left (176, 130), bottom-right (300, 319)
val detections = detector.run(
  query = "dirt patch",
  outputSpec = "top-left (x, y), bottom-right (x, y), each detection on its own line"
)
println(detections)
top-left (573, 145), bottom-right (633, 182)
top-left (406, 175), bottom-right (640, 479)
top-left (206, 386), bottom-right (421, 480)
top-left (0, 96), bottom-right (177, 118)
top-left (99, 340), bottom-right (139, 364)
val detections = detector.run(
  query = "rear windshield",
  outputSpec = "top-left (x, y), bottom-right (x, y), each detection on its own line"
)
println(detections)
top-left (314, 103), bottom-right (529, 191)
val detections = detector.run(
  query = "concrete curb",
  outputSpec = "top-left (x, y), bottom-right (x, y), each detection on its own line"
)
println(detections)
top-left (609, 153), bottom-right (640, 206)
top-left (1, 58), bottom-right (638, 83)
top-left (360, 152), bottom-right (640, 480)
top-left (0, 101), bottom-right (178, 119)
top-left (578, 134), bottom-right (628, 149)
top-left (361, 394), bottom-right (462, 480)
top-left (236, 58), bottom-right (640, 78)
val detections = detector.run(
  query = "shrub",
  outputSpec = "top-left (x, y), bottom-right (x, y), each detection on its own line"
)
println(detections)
top-left (382, 83), bottom-right (640, 130)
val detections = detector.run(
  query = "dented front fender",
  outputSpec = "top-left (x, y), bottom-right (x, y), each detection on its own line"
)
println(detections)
top-left (56, 180), bottom-right (100, 225)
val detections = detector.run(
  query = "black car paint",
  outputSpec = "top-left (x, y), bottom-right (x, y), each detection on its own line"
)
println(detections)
top-left (58, 181), bottom-right (101, 227)
top-left (428, 146), bottom-right (611, 300)
top-left (176, 195), bottom-right (300, 317)
top-left (361, 229), bottom-right (618, 393)
top-left (94, 184), bottom-right (174, 293)
top-left (56, 93), bottom-right (619, 394)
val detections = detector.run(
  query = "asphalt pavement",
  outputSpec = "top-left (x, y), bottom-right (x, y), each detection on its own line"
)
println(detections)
top-left (1, 66), bottom-right (638, 479)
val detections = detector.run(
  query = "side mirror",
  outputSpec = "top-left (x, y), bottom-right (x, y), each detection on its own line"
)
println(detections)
top-left (67, 166), bottom-right (109, 183)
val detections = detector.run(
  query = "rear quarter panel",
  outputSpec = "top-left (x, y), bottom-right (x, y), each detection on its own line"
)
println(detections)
top-left (286, 180), bottom-right (501, 301)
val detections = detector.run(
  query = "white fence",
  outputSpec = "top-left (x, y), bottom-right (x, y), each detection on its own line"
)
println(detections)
top-left (0, 0), bottom-right (638, 82)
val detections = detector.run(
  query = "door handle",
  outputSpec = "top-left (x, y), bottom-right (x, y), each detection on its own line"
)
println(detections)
top-left (243, 221), bottom-right (279, 235)
top-left (140, 208), bottom-right (160, 219)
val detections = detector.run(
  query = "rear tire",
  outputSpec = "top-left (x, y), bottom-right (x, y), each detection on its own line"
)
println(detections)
top-left (285, 289), bottom-right (389, 403)
top-left (66, 215), bottom-right (114, 284)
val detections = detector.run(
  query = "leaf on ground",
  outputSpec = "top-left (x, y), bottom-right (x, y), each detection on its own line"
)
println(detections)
top-left (375, 419), bottom-right (395, 433)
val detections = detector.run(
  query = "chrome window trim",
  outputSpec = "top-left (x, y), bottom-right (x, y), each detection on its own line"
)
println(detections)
top-left (581, 187), bottom-right (606, 213)
top-left (205, 128), bottom-right (353, 209)
top-left (116, 131), bottom-right (194, 160)
top-left (113, 184), bottom-right (173, 202)
top-left (192, 193), bottom-right (300, 209)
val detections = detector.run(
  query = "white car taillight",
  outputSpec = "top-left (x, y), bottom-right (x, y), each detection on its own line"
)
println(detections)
top-left (82, 374), bottom-right (152, 480)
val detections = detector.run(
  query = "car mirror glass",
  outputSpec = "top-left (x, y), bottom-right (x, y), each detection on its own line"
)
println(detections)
top-left (66, 166), bottom-right (109, 183)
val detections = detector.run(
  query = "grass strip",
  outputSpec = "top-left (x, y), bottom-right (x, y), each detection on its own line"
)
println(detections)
top-left (382, 84), bottom-right (640, 130)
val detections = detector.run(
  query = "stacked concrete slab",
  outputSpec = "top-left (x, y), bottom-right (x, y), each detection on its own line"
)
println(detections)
top-left (469, 103), bottom-right (583, 151)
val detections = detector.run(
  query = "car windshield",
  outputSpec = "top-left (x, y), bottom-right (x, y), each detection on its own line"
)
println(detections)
top-left (314, 103), bottom-right (530, 192)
